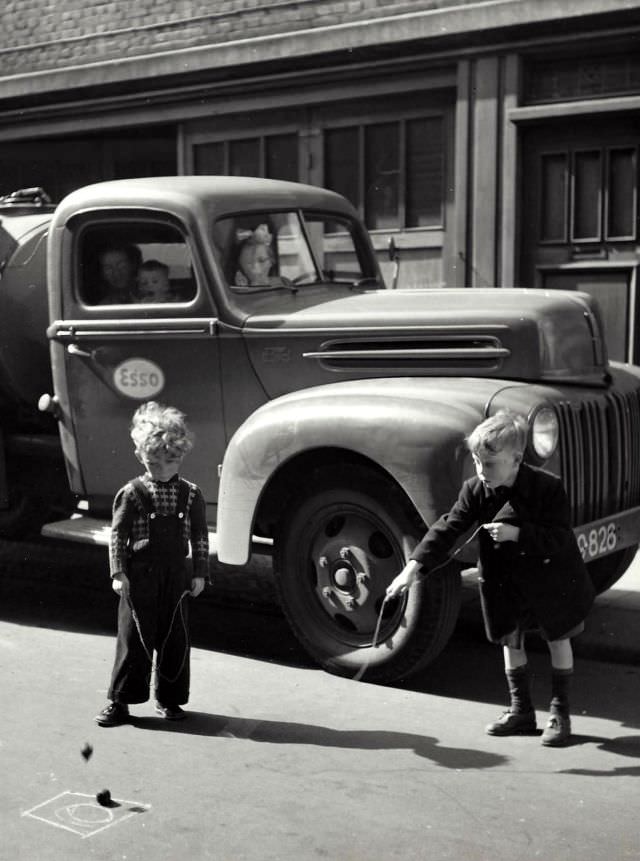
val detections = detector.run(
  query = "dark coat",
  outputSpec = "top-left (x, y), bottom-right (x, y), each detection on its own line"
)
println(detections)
top-left (410, 464), bottom-right (595, 643)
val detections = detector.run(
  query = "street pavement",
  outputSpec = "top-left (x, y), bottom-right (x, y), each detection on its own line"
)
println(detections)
top-left (0, 542), bottom-right (639, 860)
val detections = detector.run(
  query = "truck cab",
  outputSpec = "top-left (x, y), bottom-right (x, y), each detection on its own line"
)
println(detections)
top-left (3, 176), bottom-right (640, 682)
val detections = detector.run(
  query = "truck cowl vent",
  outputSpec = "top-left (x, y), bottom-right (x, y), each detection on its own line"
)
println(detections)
top-left (303, 336), bottom-right (510, 371)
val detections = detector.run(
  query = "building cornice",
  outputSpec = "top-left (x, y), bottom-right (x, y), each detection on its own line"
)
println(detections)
top-left (1, 0), bottom-right (639, 101)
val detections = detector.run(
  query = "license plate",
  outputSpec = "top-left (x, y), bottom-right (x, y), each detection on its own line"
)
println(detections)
top-left (574, 506), bottom-right (640, 562)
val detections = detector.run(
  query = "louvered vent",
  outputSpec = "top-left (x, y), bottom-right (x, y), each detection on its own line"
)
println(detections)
top-left (303, 335), bottom-right (510, 371)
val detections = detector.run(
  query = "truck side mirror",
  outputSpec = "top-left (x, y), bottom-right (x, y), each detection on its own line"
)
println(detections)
top-left (388, 237), bottom-right (400, 290)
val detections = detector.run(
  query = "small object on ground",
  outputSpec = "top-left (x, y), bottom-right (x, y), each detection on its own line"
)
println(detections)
top-left (96, 789), bottom-right (112, 806)
top-left (81, 742), bottom-right (93, 762)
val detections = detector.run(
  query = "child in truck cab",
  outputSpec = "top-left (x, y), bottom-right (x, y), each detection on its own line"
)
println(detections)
top-left (95, 401), bottom-right (210, 727)
top-left (136, 259), bottom-right (173, 303)
top-left (386, 411), bottom-right (595, 747)
top-left (234, 224), bottom-right (276, 287)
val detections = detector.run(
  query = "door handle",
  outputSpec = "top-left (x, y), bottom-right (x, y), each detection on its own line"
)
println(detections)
top-left (67, 344), bottom-right (95, 359)
top-left (66, 343), bottom-right (121, 397)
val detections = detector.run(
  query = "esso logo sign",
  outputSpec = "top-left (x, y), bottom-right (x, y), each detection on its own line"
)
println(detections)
top-left (113, 358), bottom-right (165, 400)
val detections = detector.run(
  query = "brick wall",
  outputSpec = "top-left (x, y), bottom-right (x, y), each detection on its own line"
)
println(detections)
top-left (0, 0), bottom-right (486, 75)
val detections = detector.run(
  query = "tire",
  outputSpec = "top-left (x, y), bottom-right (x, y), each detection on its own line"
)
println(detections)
top-left (274, 466), bottom-right (461, 683)
top-left (586, 546), bottom-right (637, 594)
top-left (0, 459), bottom-right (73, 539)
top-left (0, 483), bottom-right (46, 539)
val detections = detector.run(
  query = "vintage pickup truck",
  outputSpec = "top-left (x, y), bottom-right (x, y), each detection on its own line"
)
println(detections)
top-left (1, 177), bottom-right (640, 682)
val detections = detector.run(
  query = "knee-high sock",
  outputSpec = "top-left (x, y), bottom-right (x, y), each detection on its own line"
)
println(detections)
top-left (505, 665), bottom-right (534, 714)
top-left (550, 667), bottom-right (572, 716)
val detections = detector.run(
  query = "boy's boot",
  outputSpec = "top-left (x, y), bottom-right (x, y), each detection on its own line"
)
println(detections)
top-left (541, 667), bottom-right (572, 746)
top-left (95, 701), bottom-right (130, 727)
top-left (486, 665), bottom-right (537, 736)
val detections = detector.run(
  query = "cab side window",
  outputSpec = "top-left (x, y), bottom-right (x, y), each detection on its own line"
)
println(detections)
top-left (80, 222), bottom-right (197, 306)
top-left (214, 212), bottom-right (315, 290)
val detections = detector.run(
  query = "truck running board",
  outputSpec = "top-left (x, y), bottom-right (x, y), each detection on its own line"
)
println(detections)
top-left (41, 515), bottom-right (273, 557)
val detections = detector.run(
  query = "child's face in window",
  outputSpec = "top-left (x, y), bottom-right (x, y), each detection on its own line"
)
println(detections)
top-left (136, 449), bottom-right (184, 482)
top-left (472, 449), bottom-right (521, 489)
top-left (138, 268), bottom-right (171, 303)
top-left (238, 243), bottom-right (273, 286)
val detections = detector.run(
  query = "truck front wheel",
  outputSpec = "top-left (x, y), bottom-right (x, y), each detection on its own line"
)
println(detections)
top-left (274, 467), bottom-right (461, 683)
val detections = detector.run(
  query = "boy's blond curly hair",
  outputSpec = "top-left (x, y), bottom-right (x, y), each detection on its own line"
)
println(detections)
top-left (130, 401), bottom-right (193, 459)
top-left (466, 410), bottom-right (528, 457)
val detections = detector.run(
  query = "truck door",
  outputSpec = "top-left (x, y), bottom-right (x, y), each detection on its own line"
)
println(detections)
top-left (49, 213), bottom-right (225, 517)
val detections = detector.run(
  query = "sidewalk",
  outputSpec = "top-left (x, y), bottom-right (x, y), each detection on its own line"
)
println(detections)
top-left (458, 550), bottom-right (640, 664)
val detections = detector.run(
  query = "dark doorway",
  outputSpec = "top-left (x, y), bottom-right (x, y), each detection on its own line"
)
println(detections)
top-left (0, 125), bottom-right (177, 204)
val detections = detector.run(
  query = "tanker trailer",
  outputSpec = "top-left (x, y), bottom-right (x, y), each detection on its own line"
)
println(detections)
top-left (0, 188), bottom-right (72, 535)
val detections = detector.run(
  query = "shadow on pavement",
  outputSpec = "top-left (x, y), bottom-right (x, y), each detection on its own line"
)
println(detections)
top-left (130, 711), bottom-right (511, 769)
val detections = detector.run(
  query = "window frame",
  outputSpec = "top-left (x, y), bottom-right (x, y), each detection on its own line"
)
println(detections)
top-left (212, 206), bottom-right (377, 293)
top-left (537, 144), bottom-right (638, 248)
top-left (71, 212), bottom-right (206, 312)
top-left (605, 145), bottom-right (638, 242)
top-left (322, 109), bottom-right (448, 234)
top-left (570, 148), bottom-right (603, 244)
top-left (538, 150), bottom-right (570, 246)
top-left (192, 130), bottom-right (300, 182)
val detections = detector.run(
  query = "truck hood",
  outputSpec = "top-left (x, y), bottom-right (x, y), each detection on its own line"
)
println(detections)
top-left (241, 287), bottom-right (608, 397)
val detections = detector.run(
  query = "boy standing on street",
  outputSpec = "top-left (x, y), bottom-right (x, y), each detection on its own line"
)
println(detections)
top-left (386, 411), bottom-right (594, 746)
top-left (95, 401), bottom-right (210, 726)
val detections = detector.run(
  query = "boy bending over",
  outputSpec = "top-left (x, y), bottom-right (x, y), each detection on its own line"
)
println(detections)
top-left (387, 411), bottom-right (594, 746)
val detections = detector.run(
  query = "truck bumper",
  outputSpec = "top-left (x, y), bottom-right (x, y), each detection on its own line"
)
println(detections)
top-left (574, 506), bottom-right (640, 564)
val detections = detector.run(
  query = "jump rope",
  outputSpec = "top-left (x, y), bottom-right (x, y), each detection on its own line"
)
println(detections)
top-left (125, 515), bottom-right (499, 685)
top-left (352, 522), bottom-right (489, 682)
top-left (126, 587), bottom-right (193, 687)
top-left (126, 521), bottom-right (490, 686)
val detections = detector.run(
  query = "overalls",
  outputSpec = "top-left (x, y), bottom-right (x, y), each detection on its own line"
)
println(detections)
top-left (108, 478), bottom-right (192, 706)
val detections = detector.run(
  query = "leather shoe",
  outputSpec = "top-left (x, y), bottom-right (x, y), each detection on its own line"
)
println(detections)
top-left (541, 714), bottom-right (571, 746)
top-left (95, 702), bottom-right (130, 727)
top-left (155, 703), bottom-right (187, 721)
top-left (485, 710), bottom-right (537, 736)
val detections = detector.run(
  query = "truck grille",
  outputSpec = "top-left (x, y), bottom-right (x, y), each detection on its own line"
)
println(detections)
top-left (556, 389), bottom-right (640, 525)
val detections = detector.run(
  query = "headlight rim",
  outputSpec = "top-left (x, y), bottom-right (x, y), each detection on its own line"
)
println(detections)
top-left (528, 404), bottom-right (559, 463)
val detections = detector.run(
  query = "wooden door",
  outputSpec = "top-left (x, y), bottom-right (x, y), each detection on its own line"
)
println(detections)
top-left (520, 117), bottom-right (640, 363)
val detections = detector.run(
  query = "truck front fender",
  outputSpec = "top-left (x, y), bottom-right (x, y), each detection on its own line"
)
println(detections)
top-left (217, 377), bottom-right (503, 565)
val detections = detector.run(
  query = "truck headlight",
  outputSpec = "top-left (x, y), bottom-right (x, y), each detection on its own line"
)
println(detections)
top-left (530, 407), bottom-right (559, 461)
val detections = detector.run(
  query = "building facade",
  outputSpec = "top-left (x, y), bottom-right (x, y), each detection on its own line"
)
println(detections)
top-left (2, 0), bottom-right (640, 361)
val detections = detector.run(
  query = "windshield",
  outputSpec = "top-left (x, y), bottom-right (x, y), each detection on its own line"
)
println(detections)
top-left (213, 210), bottom-right (378, 293)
